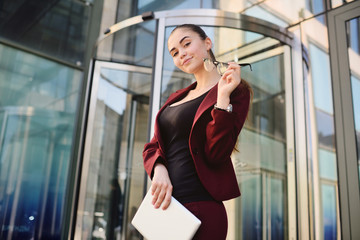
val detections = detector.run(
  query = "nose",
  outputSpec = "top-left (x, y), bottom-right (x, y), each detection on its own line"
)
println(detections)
top-left (179, 48), bottom-right (186, 58)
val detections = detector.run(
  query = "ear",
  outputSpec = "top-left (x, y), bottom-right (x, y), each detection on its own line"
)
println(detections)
top-left (205, 37), bottom-right (212, 51)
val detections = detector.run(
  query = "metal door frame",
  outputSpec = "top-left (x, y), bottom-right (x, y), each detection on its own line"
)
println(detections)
top-left (75, 8), bottom-right (305, 240)
top-left (328, 1), bottom-right (360, 239)
top-left (74, 60), bottom-right (151, 240)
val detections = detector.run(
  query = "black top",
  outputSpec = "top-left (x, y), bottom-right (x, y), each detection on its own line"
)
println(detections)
top-left (158, 91), bottom-right (213, 204)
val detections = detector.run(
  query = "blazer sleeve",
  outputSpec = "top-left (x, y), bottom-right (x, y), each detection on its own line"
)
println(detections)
top-left (143, 134), bottom-right (166, 179)
top-left (203, 84), bottom-right (250, 166)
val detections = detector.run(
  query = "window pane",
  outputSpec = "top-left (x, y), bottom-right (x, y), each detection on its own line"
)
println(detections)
top-left (0, 43), bottom-right (82, 239)
top-left (79, 65), bottom-right (151, 240)
top-left (0, 0), bottom-right (90, 65)
top-left (137, 0), bottom-right (201, 14)
top-left (332, 0), bottom-right (356, 8)
top-left (321, 184), bottom-right (338, 240)
top-left (319, 149), bottom-right (337, 181)
top-left (347, 17), bottom-right (360, 190)
top-left (347, 18), bottom-right (360, 54)
top-left (239, 173), bottom-right (262, 239)
top-left (302, 15), bottom-right (340, 240)
top-left (315, 109), bottom-right (335, 149)
top-left (97, 21), bottom-right (156, 68)
top-left (309, 44), bottom-right (334, 114)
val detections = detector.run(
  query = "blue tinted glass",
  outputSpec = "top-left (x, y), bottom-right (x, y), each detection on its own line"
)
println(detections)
top-left (0, 44), bottom-right (82, 239)
top-left (137, 0), bottom-right (200, 13)
top-left (202, 0), bottom-right (219, 8)
top-left (350, 61), bottom-right (360, 187)
top-left (270, 177), bottom-right (285, 240)
top-left (309, 44), bottom-right (334, 114)
top-left (313, 0), bottom-right (325, 14)
top-left (306, 0), bottom-right (325, 14)
top-left (321, 184), bottom-right (337, 240)
top-left (319, 149), bottom-right (337, 180)
top-left (241, 174), bottom-right (262, 239)
top-left (351, 76), bottom-right (360, 132)
top-left (348, 18), bottom-right (360, 53)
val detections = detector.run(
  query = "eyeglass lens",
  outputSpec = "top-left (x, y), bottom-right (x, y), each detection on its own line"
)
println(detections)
top-left (203, 58), bottom-right (252, 75)
top-left (203, 59), bottom-right (214, 72)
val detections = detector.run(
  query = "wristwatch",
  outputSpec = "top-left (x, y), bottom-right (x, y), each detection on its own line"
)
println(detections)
top-left (214, 103), bottom-right (233, 113)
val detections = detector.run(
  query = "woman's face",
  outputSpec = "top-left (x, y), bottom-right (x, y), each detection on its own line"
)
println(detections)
top-left (167, 28), bottom-right (211, 74)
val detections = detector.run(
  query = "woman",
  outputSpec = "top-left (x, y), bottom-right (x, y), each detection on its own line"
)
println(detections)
top-left (143, 24), bottom-right (252, 239)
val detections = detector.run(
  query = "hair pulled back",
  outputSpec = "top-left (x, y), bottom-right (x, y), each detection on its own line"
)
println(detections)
top-left (170, 24), bottom-right (253, 105)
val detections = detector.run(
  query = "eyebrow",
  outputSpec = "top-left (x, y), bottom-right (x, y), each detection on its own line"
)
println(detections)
top-left (169, 36), bottom-right (190, 54)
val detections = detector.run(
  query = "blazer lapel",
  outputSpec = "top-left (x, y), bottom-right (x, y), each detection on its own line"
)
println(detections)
top-left (192, 83), bottom-right (218, 127)
top-left (153, 81), bottom-right (217, 153)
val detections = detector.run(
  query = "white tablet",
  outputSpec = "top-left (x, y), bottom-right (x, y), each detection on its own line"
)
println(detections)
top-left (131, 189), bottom-right (201, 240)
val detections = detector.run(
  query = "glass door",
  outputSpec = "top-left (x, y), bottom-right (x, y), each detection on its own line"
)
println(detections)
top-left (76, 9), bottom-right (297, 240)
top-left (75, 61), bottom-right (152, 240)
top-left (158, 23), bottom-right (295, 240)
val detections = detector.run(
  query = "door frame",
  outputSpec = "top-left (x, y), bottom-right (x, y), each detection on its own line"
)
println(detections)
top-left (152, 11), bottom-right (298, 240)
top-left (74, 60), bottom-right (152, 240)
top-left (328, 1), bottom-right (360, 239)
top-left (78, 8), bottom-right (302, 240)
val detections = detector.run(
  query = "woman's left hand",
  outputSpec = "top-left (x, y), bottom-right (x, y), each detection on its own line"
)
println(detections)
top-left (218, 62), bottom-right (241, 98)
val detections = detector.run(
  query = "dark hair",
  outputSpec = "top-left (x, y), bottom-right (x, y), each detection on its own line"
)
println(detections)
top-left (170, 24), bottom-right (253, 104)
top-left (171, 24), bottom-right (216, 61)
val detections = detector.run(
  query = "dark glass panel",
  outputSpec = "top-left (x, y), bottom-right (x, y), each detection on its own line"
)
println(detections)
top-left (315, 109), bottom-right (335, 149)
top-left (0, 0), bottom-right (90, 65)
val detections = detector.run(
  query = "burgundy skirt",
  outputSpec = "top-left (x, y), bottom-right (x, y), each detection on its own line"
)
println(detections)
top-left (183, 200), bottom-right (228, 240)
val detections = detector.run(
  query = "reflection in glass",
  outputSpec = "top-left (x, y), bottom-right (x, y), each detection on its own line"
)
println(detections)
top-left (315, 110), bottom-right (335, 149)
top-left (347, 17), bottom-right (360, 189)
top-left (0, 0), bottom-right (90, 65)
top-left (309, 44), bottom-right (333, 114)
top-left (332, 0), bottom-right (356, 8)
top-left (162, 25), bottom-right (287, 239)
top-left (303, 18), bottom-right (340, 238)
top-left (319, 149), bottom-right (337, 181)
top-left (80, 66), bottom-right (151, 240)
top-left (236, 54), bottom-right (287, 240)
top-left (137, 0), bottom-right (201, 13)
top-left (0, 44), bottom-right (82, 239)
top-left (98, 21), bottom-right (156, 68)
top-left (306, 0), bottom-right (325, 15)
top-left (321, 184), bottom-right (337, 240)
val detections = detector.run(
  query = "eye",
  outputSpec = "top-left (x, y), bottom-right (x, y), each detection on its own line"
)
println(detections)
top-left (184, 42), bottom-right (191, 47)
top-left (172, 51), bottom-right (178, 57)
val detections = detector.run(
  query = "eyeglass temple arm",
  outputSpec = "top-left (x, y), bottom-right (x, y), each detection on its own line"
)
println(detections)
top-left (239, 63), bottom-right (252, 71)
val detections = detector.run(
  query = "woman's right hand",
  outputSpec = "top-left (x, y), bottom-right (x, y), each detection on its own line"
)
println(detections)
top-left (151, 163), bottom-right (173, 210)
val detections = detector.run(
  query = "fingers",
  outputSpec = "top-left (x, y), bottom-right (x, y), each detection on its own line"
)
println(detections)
top-left (161, 187), bottom-right (172, 210)
top-left (151, 163), bottom-right (173, 210)
top-left (221, 67), bottom-right (241, 85)
top-left (151, 182), bottom-right (172, 210)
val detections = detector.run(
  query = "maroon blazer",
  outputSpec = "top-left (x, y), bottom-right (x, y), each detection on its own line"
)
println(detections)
top-left (143, 81), bottom-right (250, 202)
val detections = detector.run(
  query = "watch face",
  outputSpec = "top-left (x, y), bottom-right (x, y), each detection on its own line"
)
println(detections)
top-left (227, 104), bottom-right (233, 112)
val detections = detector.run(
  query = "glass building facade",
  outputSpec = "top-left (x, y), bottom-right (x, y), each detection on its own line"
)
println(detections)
top-left (0, 0), bottom-right (359, 239)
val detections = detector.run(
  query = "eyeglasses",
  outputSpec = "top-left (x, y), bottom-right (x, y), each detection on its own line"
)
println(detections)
top-left (203, 58), bottom-right (252, 75)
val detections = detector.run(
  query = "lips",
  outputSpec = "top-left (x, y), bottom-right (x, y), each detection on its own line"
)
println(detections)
top-left (182, 57), bottom-right (192, 66)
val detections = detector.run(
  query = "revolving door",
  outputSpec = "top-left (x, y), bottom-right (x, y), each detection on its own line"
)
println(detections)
top-left (75, 9), bottom-right (298, 240)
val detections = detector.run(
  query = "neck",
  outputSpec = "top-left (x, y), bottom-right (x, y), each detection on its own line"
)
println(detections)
top-left (193, 68), bottom-right (220, 91)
